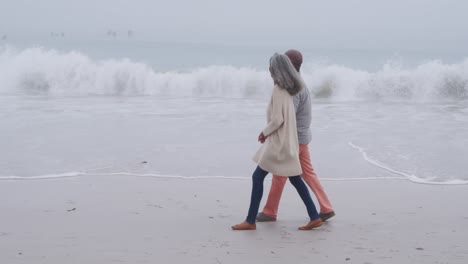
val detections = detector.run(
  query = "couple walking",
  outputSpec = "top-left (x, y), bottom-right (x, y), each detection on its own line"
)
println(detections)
top-left (232, 50), bottom-right (335, 231)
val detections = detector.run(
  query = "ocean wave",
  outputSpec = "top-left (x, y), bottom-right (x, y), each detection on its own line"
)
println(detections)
top-left (1, 46), bottom-right (467, 100)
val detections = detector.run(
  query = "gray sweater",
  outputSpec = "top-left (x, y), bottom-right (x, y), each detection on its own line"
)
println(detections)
top-left (293, 86), bottom-right (312, 145)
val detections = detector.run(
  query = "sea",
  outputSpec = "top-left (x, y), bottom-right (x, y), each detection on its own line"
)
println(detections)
top-left (1, 37), bottom-right (467, 185)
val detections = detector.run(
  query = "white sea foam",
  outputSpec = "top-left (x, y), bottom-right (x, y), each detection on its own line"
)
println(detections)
top-left (0, 172), bottom-right (83, 180)
top-left (348, 142), bottom-right (468, 185)
top-left (1, 46), bottom-right (467, 100)
top-left (0, 170), bottom-right (464, 185)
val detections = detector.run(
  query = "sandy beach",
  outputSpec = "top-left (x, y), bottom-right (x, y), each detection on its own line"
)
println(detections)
top-left (1, 174), bottom-right (467, 264)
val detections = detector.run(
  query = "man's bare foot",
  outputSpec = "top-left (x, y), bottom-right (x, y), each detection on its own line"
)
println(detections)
top-left (298, 218), bottom-right (323, 230)
top-left (231, 221), bottom-right (256, 230)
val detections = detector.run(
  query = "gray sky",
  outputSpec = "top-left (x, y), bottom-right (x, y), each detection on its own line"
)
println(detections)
top-left (1, 0), bottom-right (467, 50)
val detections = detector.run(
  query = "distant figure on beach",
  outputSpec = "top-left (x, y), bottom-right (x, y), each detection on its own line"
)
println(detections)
top-left (256, 49), bottom-right (336, 223)
top-left (1, 34), bottom-right (6, 41)
top-left (107, 30), bottom-right (117, 38)
top-left (49, 32), bottom-right (64, 38)
top-left (232, 53), bottom-right (323, 231)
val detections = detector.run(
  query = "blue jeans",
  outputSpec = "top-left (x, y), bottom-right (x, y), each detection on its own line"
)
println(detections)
top-left (246, 166), bottom-right (319, 224)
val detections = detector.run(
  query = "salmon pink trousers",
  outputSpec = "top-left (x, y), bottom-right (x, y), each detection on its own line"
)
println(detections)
top-left (261, 144), bottom-right (334, 218)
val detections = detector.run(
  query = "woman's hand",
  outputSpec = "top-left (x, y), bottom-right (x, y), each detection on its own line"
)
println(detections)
top-left (258, 132), bottom-right (267, 144)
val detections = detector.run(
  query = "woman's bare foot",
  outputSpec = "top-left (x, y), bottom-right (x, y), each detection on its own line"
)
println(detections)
top-left (231, 221), bottom-right (256, 230)
top-left (298, 218), bottom-right (323, 230)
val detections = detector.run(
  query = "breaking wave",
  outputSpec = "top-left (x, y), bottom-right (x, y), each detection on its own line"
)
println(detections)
top-left (1, 46), bottom-right (467, 100)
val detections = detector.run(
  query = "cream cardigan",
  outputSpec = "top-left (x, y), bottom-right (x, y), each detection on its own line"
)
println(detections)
top-left (253, 85), bottom-right (302, 177)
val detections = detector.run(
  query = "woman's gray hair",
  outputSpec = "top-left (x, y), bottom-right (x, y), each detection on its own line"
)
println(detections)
top-left (269, 53), bottom-right (304, 95)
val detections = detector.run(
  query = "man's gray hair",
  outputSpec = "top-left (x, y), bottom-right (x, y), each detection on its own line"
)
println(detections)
top-left (269, 53), bottom-right (304, 95)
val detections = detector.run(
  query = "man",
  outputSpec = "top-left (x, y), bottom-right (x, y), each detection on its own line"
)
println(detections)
top-left (257, 49), bottom-right (335, 222)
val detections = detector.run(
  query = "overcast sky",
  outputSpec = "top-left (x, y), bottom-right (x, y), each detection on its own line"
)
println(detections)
top-left (1, 0), bottom-right (467, 50)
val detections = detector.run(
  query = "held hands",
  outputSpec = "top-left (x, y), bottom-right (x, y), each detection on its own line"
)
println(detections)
top-left (258, 132), bottom-right (267, 144)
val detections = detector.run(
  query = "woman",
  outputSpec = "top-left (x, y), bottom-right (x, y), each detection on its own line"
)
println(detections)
top-left (231, 53), bottom-right (323, 231)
